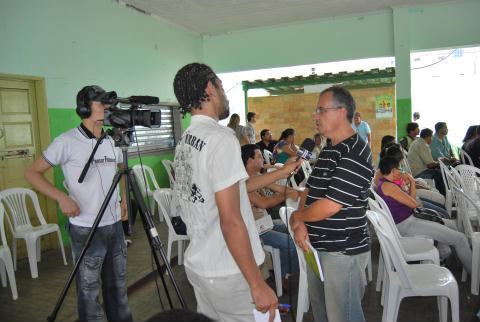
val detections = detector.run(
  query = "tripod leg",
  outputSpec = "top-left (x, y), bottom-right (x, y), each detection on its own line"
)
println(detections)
top-left (127, 171), bottom-right (187, 310)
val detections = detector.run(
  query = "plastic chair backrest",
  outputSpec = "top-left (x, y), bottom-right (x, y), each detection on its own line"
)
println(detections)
top-left (132, 164), bottom-right (160, 196)
top-left (301, 160), bottom-right (312, 179)
top-left (439, 159), bottom-right (457, 192)
top-left (455, 165), bottom-right (480, 198)
top-left (0, 203), bottom-right (8, 247)
top-left (366, 210), bottom-right (415, 289)
top-left (263, 150), bottom-right (273, 165)
top-left (279, 206), bottom-right (307, 272)
top-left (368, 192), bottom-right (409, 259)
top-left (0, 188), bottom-right (47, 233)
top-left (153, 189), bottom-right (177, 235)
top-left (161, 159), bottom-right (176, 187)
top-left (452, 187), bottom-right (480, 239)
top-left (460, 149), bottom-right (474, 166)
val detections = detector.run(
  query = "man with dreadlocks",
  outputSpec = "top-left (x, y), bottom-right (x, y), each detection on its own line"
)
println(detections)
top-left (172, 63), bottom-right (301, 322)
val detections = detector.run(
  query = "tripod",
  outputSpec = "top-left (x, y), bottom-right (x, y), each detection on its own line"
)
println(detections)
top-left (47, 128), bottom-right (186, 322)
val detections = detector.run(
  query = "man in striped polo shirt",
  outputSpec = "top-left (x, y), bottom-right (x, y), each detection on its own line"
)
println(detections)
top-left (290, 86), bottom-right (374, 322)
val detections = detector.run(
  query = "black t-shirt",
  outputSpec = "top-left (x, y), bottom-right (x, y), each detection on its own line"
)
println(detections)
top-left (465, 139), bottom-right (480, 168)
top-left (305, 134), bottom-right (374, 255)
top-left (256, 140), bottom-right (277, 154)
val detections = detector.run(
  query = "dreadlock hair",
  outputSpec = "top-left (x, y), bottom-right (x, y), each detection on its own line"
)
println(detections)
top-left (173, 63), bottom-right (218, 114)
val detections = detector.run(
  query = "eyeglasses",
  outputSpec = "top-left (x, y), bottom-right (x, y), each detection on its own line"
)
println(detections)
top-left (314, 107), bottom-right (341, 115)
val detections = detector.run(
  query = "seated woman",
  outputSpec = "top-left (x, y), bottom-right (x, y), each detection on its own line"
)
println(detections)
top-left (376, 156), bottom-right (472, 274)
top-left (242, 144), bottom-right (300, 284)
top-left (374, 143), bottom-right (448, 217)
top-left (273, 128), bottom-right (297, 164)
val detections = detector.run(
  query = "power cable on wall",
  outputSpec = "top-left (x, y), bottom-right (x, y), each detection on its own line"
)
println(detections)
top-left (411, 49), bottom-right (457, 70)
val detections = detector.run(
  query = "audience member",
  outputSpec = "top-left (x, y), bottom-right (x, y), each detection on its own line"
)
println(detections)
top-left (430, 122), bottom-right (456, 161)
top-left (399, 122), bottom-right (419, 151)
top-left (413, 111), bottom-right (420, 122)
top-left (312, 133), bottom-right (327, 160)
top-left (461, 125), bottom-right (478, 151)
top-left (290, 86), bottom-right (374, 322)
top-left (242, 144), bottom-right (300, 284)
top-left (351, 111), bottom-right (371, 146)
top-left (245, 112), bottom-right (257, 144)
top-left (407, 128), bottom-right (445, 195)
top-left (227, 113), bottom-right (249, 145)
top-left (464, 125), bottom-right (480, 168)
top-left (273, 128), bottom-right (297, 164)
top-left (374, 144), bottom-right (448, 217)
top-left (376, 156), bottom-right (472, 274)
top-left (257, 129), bottom-right (277, 156)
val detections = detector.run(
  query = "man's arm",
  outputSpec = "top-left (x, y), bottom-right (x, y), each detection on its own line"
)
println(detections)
top-left (367, 133), bottom-right (372, 147)
top-left (25, 158), bottom-right (80, 216)
top-left (245, 159), bottom-right (302, 193)
top-left (216, 183), bottom-right (277, 320)
top-left (118, 164), bottom-right (128, 221)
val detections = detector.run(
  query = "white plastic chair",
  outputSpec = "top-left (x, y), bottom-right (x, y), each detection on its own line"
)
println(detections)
top-left (263, 150), bottom-right (273, 165)
top-left (452, 187), bottom-right (480, 295)
top-left (439, 160), bottom-right (460, 217)
top-left (369, 189), bottom-right (439, 298)
top-left (367, 210), bottom-right (459, 322)
top-left (0, 203), bottom-right (18, 300)
top-left (279, 206), bottom-right (309, 322)
top-left (0, 188), bottom-right (67, 279)
top-left (132, 164), bottom-right (163, 221)
top-left (455, 164), bottom-right (480, 202)
top-left (153, 189), bottom-right (188, 265)
top-left (460, 148), bottom-right (474, 166)
top-left (263, 245), bottom-right (282, 297)
top-left (161, 159), bottom-right (176, 188)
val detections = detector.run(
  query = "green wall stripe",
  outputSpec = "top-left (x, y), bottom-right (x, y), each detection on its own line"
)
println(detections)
top-left (396, 98), bottom-right (412, 139)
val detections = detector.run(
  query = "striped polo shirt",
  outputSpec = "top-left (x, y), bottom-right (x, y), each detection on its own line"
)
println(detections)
top-left (305, 133), bottom-right (374, 255)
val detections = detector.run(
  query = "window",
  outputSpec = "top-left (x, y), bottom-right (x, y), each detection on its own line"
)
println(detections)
top-left (128, 103), bottom-right (181, 156)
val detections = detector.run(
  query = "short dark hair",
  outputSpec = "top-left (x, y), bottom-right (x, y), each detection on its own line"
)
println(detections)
top-left (173, 63), bottom-right (218, 114)
top-left (279, 128), bottom-right (295, 141)
top-left (260, 129), bottom-right (270, 138)
top-left (378, 156), bottom-right (400, 176)
top-left (434, 122), bottom-right (446, 133)
top-left (241, 144), bottom-right (260, 166)
top-left (406, 122), bottom-right (419, 134)
top-left (320, 86), bottom-right (356, 122)
top-left (380, 143), bottom-right (403, 162)
top-left (247, 112), bottom-right (256, 122)
top-left (380, 135), bottom-right (396, 151)
top-left (420, 128), bottom-right (433, 139)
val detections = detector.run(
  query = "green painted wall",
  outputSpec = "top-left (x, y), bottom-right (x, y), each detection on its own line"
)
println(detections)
top-left (0, 0), bottom-right (203, 107)
top-left (203, 11), bottom-right (394, 73)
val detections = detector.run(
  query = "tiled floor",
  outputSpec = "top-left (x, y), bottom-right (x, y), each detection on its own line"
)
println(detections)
top-left (0, 214), bottom-right (479, 322)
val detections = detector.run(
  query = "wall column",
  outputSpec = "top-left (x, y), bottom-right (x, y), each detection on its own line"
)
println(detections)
top-left (393, 7), bottom-right (412, 138)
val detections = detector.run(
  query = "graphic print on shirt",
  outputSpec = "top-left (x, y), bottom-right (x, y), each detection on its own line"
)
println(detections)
top-left (175, 144), bottom-right (205, 204)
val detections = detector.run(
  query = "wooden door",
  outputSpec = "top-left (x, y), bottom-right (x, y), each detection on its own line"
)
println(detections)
top-left (0, 78), bottom-right (54, 256)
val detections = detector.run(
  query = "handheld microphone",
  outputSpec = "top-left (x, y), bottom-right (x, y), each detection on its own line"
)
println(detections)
top-left (296, 138), bottom-right (316, 161)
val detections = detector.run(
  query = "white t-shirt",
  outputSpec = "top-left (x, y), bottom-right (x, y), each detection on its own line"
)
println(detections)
top-left (43, 125), bottom-right (122, 227)
top-left (174, 115), bottom-right (264, 278)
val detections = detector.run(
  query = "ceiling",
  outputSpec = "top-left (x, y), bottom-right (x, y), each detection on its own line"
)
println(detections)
top-left (119, 0), bottom-right (455, 35)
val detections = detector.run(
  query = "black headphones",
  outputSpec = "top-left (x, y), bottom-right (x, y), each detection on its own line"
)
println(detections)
top-left (76, 85), bottom-right (106, 119)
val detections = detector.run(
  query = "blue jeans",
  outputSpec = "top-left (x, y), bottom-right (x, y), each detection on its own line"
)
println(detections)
top-left (260, 220), bottom-right (299, 277)
top-left (68, 221), bottom-right (133, 322)
top-left (307, 250), bottom-right (369, 322)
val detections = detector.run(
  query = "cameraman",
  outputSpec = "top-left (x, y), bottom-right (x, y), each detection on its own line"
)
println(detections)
top-left (25, 85), bottom-right (133, 322)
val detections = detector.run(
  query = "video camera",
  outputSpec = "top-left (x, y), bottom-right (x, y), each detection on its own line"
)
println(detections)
top-left (100, 91), bottom-right (162, 129)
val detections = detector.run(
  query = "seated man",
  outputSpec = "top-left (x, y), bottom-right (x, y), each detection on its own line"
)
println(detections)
top-left (431, 122), bottom-right (457, 161)
top-left (257, 129), bottom-right (277, 156)
top-left (399, 122), bottom-right (419, 151)
top-left (241, 144), bottom-right (300, 284)
top-left (407, 128), bottom-right (445, 195)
